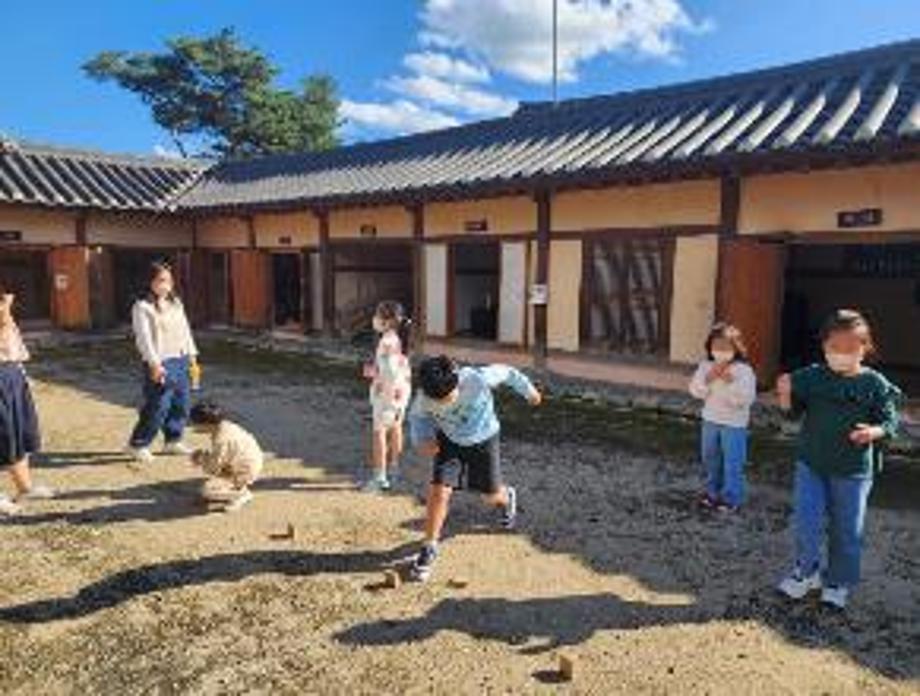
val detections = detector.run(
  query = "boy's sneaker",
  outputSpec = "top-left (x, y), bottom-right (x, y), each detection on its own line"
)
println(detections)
top-left (126, 446), bottom-right (154, 464)
top-left (360, 475), bottom-right (391, 493)
top-left (0, 495), bottom-right (22, 517)
top-left (715, 501), bottom-right (739, 513)
top-left (777, 569), bottom-right (822, 600)
top-left (499, 486), bottom-right (518, 529)
top-left (224, 488), bottom-right (254, 513)
top-left (16, 484), bottom-right (56, 502)
top-left (409, 544), bottom-right (439, 582)
top-left (820, 586), bottom-right (849, 610)
top-left (162, 441), bottom-right (193, 456)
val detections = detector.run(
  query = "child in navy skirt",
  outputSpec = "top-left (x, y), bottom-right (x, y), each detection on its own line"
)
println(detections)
top-left (0, 290), bottom-right (53, 516)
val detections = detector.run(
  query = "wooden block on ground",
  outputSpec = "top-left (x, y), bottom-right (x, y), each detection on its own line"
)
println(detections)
top-left (286, 522), bottom-right (296, 540)
top-left (447, 577), bottom-right (469, 589)
top-left (559, 654), bottom-right (575, 682)
top-left (383, 569), bottom-right (401, 589)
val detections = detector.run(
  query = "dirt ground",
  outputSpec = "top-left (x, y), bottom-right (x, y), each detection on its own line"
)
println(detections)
top-left (0, 339), bottom-right (917, 695)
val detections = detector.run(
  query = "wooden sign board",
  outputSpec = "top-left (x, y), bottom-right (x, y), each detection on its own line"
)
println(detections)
top-left (0, 230), bottom-right (22, 243)
top-left (359, 224), bottom-right (377, 238)
top-left (464, 219), bottom-right (489, 233)
top-left (529, 283), bottom-right (548, 306)
top-left (278, 236), bottom-right (292, 246)
top-left (837, 208), bottom-right (883, 228)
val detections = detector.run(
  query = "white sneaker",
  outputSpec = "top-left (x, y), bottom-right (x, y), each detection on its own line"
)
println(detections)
top-left (777, 570), bottom-right (822, 600)
top-left (162, 441), bottom-right (193, 456)
top-left (16, 484), bottom-right (56, 502)
top-left (0, 495), bottom-right (22, 516)
top-left (126, 446), bottom-right (155, 464)
top-left (820, 586), bottom-right (849, 610)
top-left (224, 489), bottom-right (253, 513)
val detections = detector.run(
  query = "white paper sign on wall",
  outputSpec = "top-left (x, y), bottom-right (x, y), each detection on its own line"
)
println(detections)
top-left (54, 273), bottom-right (69, 292)
top-left (529, 283), bottom-right (548, 306)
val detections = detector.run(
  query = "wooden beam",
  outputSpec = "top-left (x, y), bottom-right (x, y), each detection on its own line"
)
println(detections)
top-left (316, 209), bottom-right (335, 334)
top-left (533, 189), bottom-right (551, 365)
top-left (408, 203), bottom-right (426, 341)
top-left (245, 215), bottom-right (257, 249)
top-left (715, 173), bottom-right (741, 318)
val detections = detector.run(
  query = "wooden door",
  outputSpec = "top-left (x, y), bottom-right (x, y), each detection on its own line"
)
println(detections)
top-left (88, 248), bottom-right (115, 329)
top-left (717, 238), bottom-right (787, 387)
top-left (181, 250), bottom-right (211, 327)
top-left (230, 250), bottom-right (270, 328)
top-left (48, 246), bottom-right (90, 329)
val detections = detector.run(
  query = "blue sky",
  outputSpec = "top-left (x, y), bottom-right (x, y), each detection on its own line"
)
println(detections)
top-left (1, 0), bottom-right (918, 156)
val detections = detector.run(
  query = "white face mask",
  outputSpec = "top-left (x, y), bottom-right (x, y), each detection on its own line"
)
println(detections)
top-left (372, 316), bottom-right (387, 333)
top-left (825, 352), bottom-right (861, 374)
top-left (711, 350), bottom-right (735, 364)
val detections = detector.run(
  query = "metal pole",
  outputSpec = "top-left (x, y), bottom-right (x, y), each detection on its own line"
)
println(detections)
top-left (552, 0), bottom-right (558, 105)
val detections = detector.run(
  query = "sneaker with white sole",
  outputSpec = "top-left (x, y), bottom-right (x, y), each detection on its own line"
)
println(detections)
top-left (777, 569), bottom-right (822, 600)
top-left (0, 495), bottom-right (22, 516)
top-left (126, 446), bottom-right (154, 464)
top-left (409, 543), bottom-right (439, 582)
top-left (223, 488), bottom-right (254, 513)
top-left (162, 441), bottom-right (193, 456)
top-left (359, 475), bottom-right (391, 493)
top-left (499, 485), bottom-right (518, 529)
top-left (820, 586), bottom-right (849, 610)
top-left (15, 484), bottom-right (56, 502)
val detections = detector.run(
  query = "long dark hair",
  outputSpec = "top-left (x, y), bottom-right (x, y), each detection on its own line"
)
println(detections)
top-left (375, 300), bottom-right (412, 356)
top-left (143, 260), bottom-right (179, 308)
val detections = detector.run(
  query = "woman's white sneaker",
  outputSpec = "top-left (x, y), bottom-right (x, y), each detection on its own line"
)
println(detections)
top-left (777, 570), bottom-right (822, 599)
top-left (224, 488), bottom-right (254, 513)
top-left (162, 441), bottom-right (193, 456)
top-left (126, 446), bottom-right (155, 464)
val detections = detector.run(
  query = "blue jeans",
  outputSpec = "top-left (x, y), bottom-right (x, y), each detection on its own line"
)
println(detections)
top-left (793, 461), bottom-right (873, 588)
top-left (129, 356), bottom-right (191, 448)
top-left (701, 421), bottom-right (748, 507)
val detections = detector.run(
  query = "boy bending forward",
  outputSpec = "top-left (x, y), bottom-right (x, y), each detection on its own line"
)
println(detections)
top-left (408, 355), bottom-right (541, 581)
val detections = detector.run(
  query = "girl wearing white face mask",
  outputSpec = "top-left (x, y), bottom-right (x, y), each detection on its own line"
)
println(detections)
top-left (776, 309), bottom-right (901, 610)
top-left (689, 322), bottom-right (758, 512)
top-left (360, 301), bottom-right (412, 492)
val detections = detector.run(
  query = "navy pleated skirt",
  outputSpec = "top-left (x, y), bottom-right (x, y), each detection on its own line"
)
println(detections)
top-left (0, 363), bottom-right (40, 465)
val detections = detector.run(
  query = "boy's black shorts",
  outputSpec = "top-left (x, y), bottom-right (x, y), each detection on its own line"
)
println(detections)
top-left (431, 431), bottom-right (502, 493)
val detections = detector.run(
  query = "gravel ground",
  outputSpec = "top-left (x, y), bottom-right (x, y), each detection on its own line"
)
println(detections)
top-left (0, 340), bottom-right (917, 695)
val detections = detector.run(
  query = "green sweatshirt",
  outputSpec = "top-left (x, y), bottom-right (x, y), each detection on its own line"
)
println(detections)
top-left (790, 364), bottom-right (902, 477)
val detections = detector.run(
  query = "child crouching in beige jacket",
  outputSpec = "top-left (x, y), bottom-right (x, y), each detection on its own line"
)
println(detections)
top-left (189, 401), bottom-right (264, 513)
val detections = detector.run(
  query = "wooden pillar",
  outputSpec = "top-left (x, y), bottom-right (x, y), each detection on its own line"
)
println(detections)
top-left (716, 173), bottom-right (741, 317)
top-left (245, 214), bottom-right (257, 249)
top-left (316, 209), bottom-right (335, 334)
top-left (408, 202), bottom-right (426, 342)
top-left (533, 189), bottom-right (552, 366)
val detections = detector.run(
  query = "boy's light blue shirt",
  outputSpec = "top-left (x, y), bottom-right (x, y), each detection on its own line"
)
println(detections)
top-left (409, 365), bottom-right (537, 447)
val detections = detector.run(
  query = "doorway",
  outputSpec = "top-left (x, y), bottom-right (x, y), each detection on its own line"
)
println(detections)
top-left (0, 249), bottom-right (50, 322)
top-left (782, 242), bottom-right (920, 395)
top-left (207, 251), bottom-right (231, 326)
top-left (451, 241), bottom-right (500, 340)
top-left (332, 243), bottom-right (413, 336)
top-left (272, 252), bottom-right (302, 329)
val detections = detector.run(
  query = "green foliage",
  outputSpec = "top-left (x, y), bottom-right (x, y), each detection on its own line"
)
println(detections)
top-left (83, 28), bottom-right (340, 158)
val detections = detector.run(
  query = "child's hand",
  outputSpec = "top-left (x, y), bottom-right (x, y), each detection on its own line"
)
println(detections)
top-left (720, 366), bottom-right (735, 383)
top-left (190, 449), bottom-right (206, 466)
top-left (362, 363), bottom-right (376, 379)
top-left (149, 362), bottom-right (166, 384)
top-left (416, 440), bottom-right (439, 458)
top-left (849, 423), bottom-right (884, 446)
top-left (528, 390), bottom-right (542, 406)
top-left (706, 363), bottom-right (727, 383)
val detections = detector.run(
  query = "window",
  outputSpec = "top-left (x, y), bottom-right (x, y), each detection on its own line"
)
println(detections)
top-left (581, 237), bottom-right (674, 355)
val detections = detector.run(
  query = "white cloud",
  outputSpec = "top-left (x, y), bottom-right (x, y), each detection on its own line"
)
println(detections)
top-left (385, 74), bottom-right (517, 118)
top-left (403, 51), bottom-right (490, 84)
top-left (421, 0), bottom-right (708, 84)
top-left (341, 99), bottom-right (460, 136)
top-left (153, 144), bottom-right (183, 159)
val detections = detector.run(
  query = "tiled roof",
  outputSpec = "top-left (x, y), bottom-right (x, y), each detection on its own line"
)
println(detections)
top-left (182, 39), bottom-right (920, 212)
top-left (0, 139), bottom-right (206, 211)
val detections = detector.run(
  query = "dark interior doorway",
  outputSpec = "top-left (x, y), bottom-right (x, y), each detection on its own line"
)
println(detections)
top-left (332, 243), bottom-right (413, 336)
top-left (451, 242), bottom-right (499, 340)
top-left (208, 251), bottom-right (231, 326)
top-left (272, 253), bottom-right (303, 329)
top-left (782, 242), bottom-right (920, 395)
top-left (0, 249), bottom-right (49, 322)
